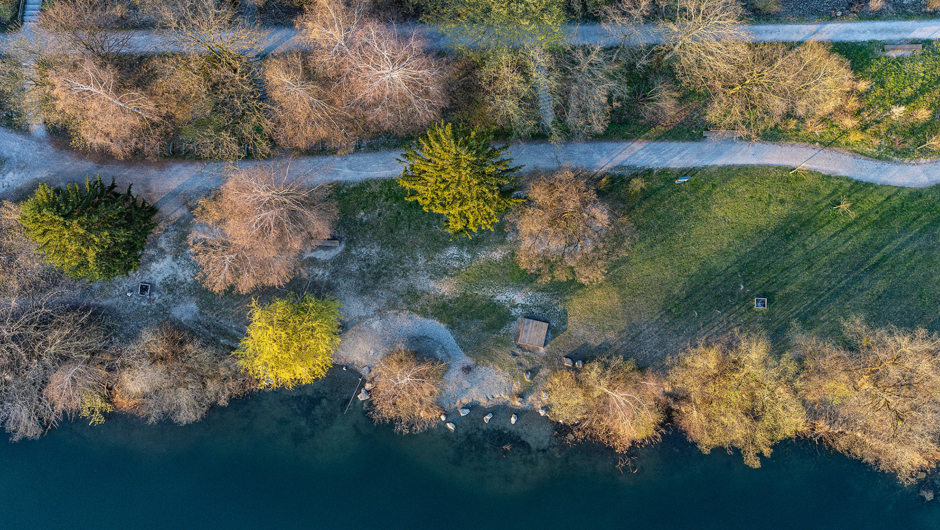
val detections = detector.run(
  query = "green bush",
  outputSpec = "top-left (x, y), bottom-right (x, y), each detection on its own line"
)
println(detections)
top-left (19, 176), bottom-right (158, 282)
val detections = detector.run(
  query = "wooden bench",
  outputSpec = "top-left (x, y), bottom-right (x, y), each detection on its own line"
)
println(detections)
top-left (314, 239), bottom-right (341, 248)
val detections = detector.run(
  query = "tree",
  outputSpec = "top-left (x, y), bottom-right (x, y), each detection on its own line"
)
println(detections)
top-left (40, 0), bottom-right (131, 61)
top-left (0, 299), bottom-right (110, 441)
top-left (189, 163), bottom-right (336, 294)
top-left (0, 201), bottom-right (66, 297)
top-left (295, 0), bottom-right (446, 135)
top-left (19, 176), bottom-right (158, 283)
top-left (398, 123), bottom-right (522, 237)
top-left (477, 51), bottom-right (540, 137)
top-left (510, 169), bottom-right (626, 284)
top-left (428, 0), bottom-right (568, 51)
top-left (48, 58), bottom-right (165, 159)
top-left (114, 321), bottom-right (254, 425)
top-left (235, 294), bottom-right (342, 389)
top-left (546, 356), bottom-right (664, 452)
top-left (796, 320), bottom-right (940, 484)
top-left (667, 334), bottom-right (805, 468)
top-left (368, 349), bottom-right (446, 433)
top-left (563, 46), bottom-right (621, 138)
top-left (673, 39), bottom-right (855, 135)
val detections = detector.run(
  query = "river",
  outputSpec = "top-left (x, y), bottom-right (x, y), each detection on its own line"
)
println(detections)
top-left (0, 369), bottom-right (935, 529)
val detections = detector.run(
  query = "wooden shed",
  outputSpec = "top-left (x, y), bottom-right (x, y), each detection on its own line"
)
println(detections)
top-left (517, 318), bottom-right (550, 349)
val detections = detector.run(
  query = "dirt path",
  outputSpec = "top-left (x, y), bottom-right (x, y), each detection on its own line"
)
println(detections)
top-left (2, 128), bottom-right (937, 215)
top-left (2, 18), bottom-right (940, 54)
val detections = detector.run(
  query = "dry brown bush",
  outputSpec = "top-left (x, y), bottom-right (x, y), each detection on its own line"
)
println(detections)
top-left (930, 0), bottom-right (940, 10)
top-left (48, 59), bottom-right (165, 159)
top-left (368, 349), bottom-right (446, 434)
top-left (564, 46), bottom-right (620, 138)
top-left (478, 51), bottom-right (539, 137)
top-left (295, 0), bottom-right (446, 134)
top-left (189, 163), bottom-right (336, 294)
top-left (263, 53), bottom-right (350, 149)
top-left (114, 321), bottom-right (254, 425)
top-left (796, 320), bottom-right (940, 484)
top-left (547, 357), bottom-right (664, 452)
top-left (510, 169), bottom-right (629, 285)
top-left (639, 76), bottom-right (681, 126)
top-left (0, 202), bottom-right (67, 297)
top-left (668, 334), bottom-right (805, 468)
top-left (0, 299), bottom-right (109, 441)
top-left (675, 41), bottom-right (855, 135)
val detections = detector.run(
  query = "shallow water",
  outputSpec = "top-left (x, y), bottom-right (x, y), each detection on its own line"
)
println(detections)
top-left (0, 371), bottom-right (937, 530)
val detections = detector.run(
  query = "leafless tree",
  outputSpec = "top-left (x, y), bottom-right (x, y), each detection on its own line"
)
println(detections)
top-left (189, 163), bottom-right (337, 294)
top-left (40, 0), bottom-right (131, 61)
top-left (510, 169), bottom-right (627, 285)
top-left (563, 46), bottom-right (621, 138)
top-left (797, 320), bottom-right (940, 484)
top-left (478, 51), bottom-right (539, 137)
top-left (48, 58), bottom-right (165, 159)
top-left (659, 0), bottom-right (747, 63)
top-left (368, 349), bottom-right (446, 434)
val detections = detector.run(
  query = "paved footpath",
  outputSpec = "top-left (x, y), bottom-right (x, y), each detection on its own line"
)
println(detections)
top-left (1, 128), bottom-right (938, 218)
top-left (3, 18), bottom-right (940, 55)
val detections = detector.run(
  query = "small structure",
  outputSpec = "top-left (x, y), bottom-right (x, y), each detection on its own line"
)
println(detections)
top-left (315, 239), bottom-right (341, 248)
top-left (137, 283), bottom-right (151, 297)
top-left (675, 176), bottom-right (692, 184)
top-left (517, 318), bottom-right (549, 349)
top-left (754, 297), bottom-right (768, 309)
top-left (884, 44), bottom-right (922, 57)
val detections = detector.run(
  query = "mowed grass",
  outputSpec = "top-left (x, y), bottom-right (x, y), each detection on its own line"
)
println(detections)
top-left (568, 166), bottom-right (940, 364)
top-left (331, 168), bottom-right (940, 370)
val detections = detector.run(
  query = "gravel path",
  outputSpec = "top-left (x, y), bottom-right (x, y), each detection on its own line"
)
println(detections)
top-left (1, 128), bottom-right (937, 216)
top-left (3, 18), bottom-right (940, 54)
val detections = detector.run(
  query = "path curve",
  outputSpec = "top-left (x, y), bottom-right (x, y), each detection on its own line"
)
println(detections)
top-left (3, 19), bottom-right (940, 55)
top-left (1, 128), bottom-right (938, 217)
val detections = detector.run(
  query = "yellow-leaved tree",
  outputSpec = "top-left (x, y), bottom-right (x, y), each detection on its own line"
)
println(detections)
top-left (235, 294), bottom-right (342, 389)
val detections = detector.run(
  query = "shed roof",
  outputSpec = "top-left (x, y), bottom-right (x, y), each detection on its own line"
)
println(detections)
top-left (517, 318), bottom-right (549, 349)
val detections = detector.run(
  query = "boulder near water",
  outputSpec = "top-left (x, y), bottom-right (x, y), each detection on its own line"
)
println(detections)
top-left (459, 408), bottom-right (470, 416)
top-left (357, 389), bottom-right (370, 401)
top-left (484, 413), bottom-right (493, 424)
top-left (446, 423), bottom-right (456, 432)
top-left (510, 414), bottom-right (518, 425)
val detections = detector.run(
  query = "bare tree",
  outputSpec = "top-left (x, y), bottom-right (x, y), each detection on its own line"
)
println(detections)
top-left (659, 0), bottom-right (747, 63)
top-left (295, 0), bottom-right (367, 75)
top-left (0, 299), bottom-right (109, 441)
top-left (547, 356), bottom-right (664, 452)
top-left (263, 53), bottom-right (349, 149)
top-left (48, 59), bottom-right (165, 159)
top-left (189, 163), bottom-right (337, 294)
top-left (478, 51), bottom-right (539, 137)
top-left (368, 349), bottom-right (446, 434)
top-left (797, 320), bottom-right (940, 484)
top-left (114, 321), bottom-right (254, 425)
top-left (563, 46), bottom-right (621, 138)
top-left (40, 0), bottom-right (131, 61)
top-left (510, 169), bottom-right (627, 285)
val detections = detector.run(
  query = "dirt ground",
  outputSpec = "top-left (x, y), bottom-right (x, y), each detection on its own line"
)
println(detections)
top-left (744, 0), bottom-right (936, 20)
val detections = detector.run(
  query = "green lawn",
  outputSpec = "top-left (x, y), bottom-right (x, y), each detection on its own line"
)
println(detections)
top-left (332, 166), bottom-right (940, 370)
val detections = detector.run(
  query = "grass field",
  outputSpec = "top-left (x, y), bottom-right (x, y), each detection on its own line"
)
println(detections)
top-left (330, 166), bottom-right (940, 371)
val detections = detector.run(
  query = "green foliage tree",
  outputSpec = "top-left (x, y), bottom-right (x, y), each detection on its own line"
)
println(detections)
top-left (398, 123), bottom-right (522, 237)
top-left (235, 294), bottom-right (342, 389)
top-left (18, 176), bottom-right (158, 282)
top-left (427, 0), bottom-right (568, 51)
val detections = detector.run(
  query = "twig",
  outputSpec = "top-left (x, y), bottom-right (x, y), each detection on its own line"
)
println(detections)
top-left (343, 375), bottom-right (364, 414)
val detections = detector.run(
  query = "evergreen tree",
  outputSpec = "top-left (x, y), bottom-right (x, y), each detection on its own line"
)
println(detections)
top-left (398, 123), bottom-right (522, 237)
top-left (18, 176), bottom-right (158, 282)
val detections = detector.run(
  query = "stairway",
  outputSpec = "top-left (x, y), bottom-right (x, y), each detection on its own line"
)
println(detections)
top-left (22, 0), bottom-right (41, 26)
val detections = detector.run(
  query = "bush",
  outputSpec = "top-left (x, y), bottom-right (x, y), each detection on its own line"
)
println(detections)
top-left (668, 334), bottom-right (805, 468)
top-left (0, 201), bottom-right (66, 297)
top-left (797, 320), bottom-right (940, 484)
top-left (368, 349), bottom-right (446, 433)
top-left (235, 294), bottom-right (342, 389)
top-left (546, 356), bottom-right (663, 452)
top-left (18, 176), bottom-right (158, 283)
top-left (398, 123), bottom-right (522, 237)
top-left (114, 322), bottom-right (254, 425)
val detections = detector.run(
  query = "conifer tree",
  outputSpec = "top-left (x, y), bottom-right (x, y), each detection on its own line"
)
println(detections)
top-left (18, 176), bottom-right (158, 282)
top-left (398, 123), bottom-right (522, 237)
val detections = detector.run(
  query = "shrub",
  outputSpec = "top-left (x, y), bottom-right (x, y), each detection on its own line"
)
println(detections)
top-left (115, 322), bottom-right (254, 425)
top-left (546, 356), bottom-right (664, 452)
top-left (368, 349), bottom-right (446, 433)
top-left (398, 123), bottom-right (522, 237)
top-left (797, 320), bottom-right (940, 484)
top-left (19, 176), bottom-right (158, 283)
top-left (0, 201), bottom-right (66, 297)
top-left (668, 334), bottom-right (805, 468)
top-left (235, 294), bottom-right (342, 389)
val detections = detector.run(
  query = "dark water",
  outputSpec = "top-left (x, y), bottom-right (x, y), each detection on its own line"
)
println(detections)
top-left (1, 371), bottom-right (937, 530)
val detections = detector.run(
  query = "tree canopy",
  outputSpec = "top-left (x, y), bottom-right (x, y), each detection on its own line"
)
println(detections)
top-left (398, 122), bottom-right (522, 237)
top-left (235, 294), bottom-right (342, 389)
top-left (19, 176), bottom-right (158, 282)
